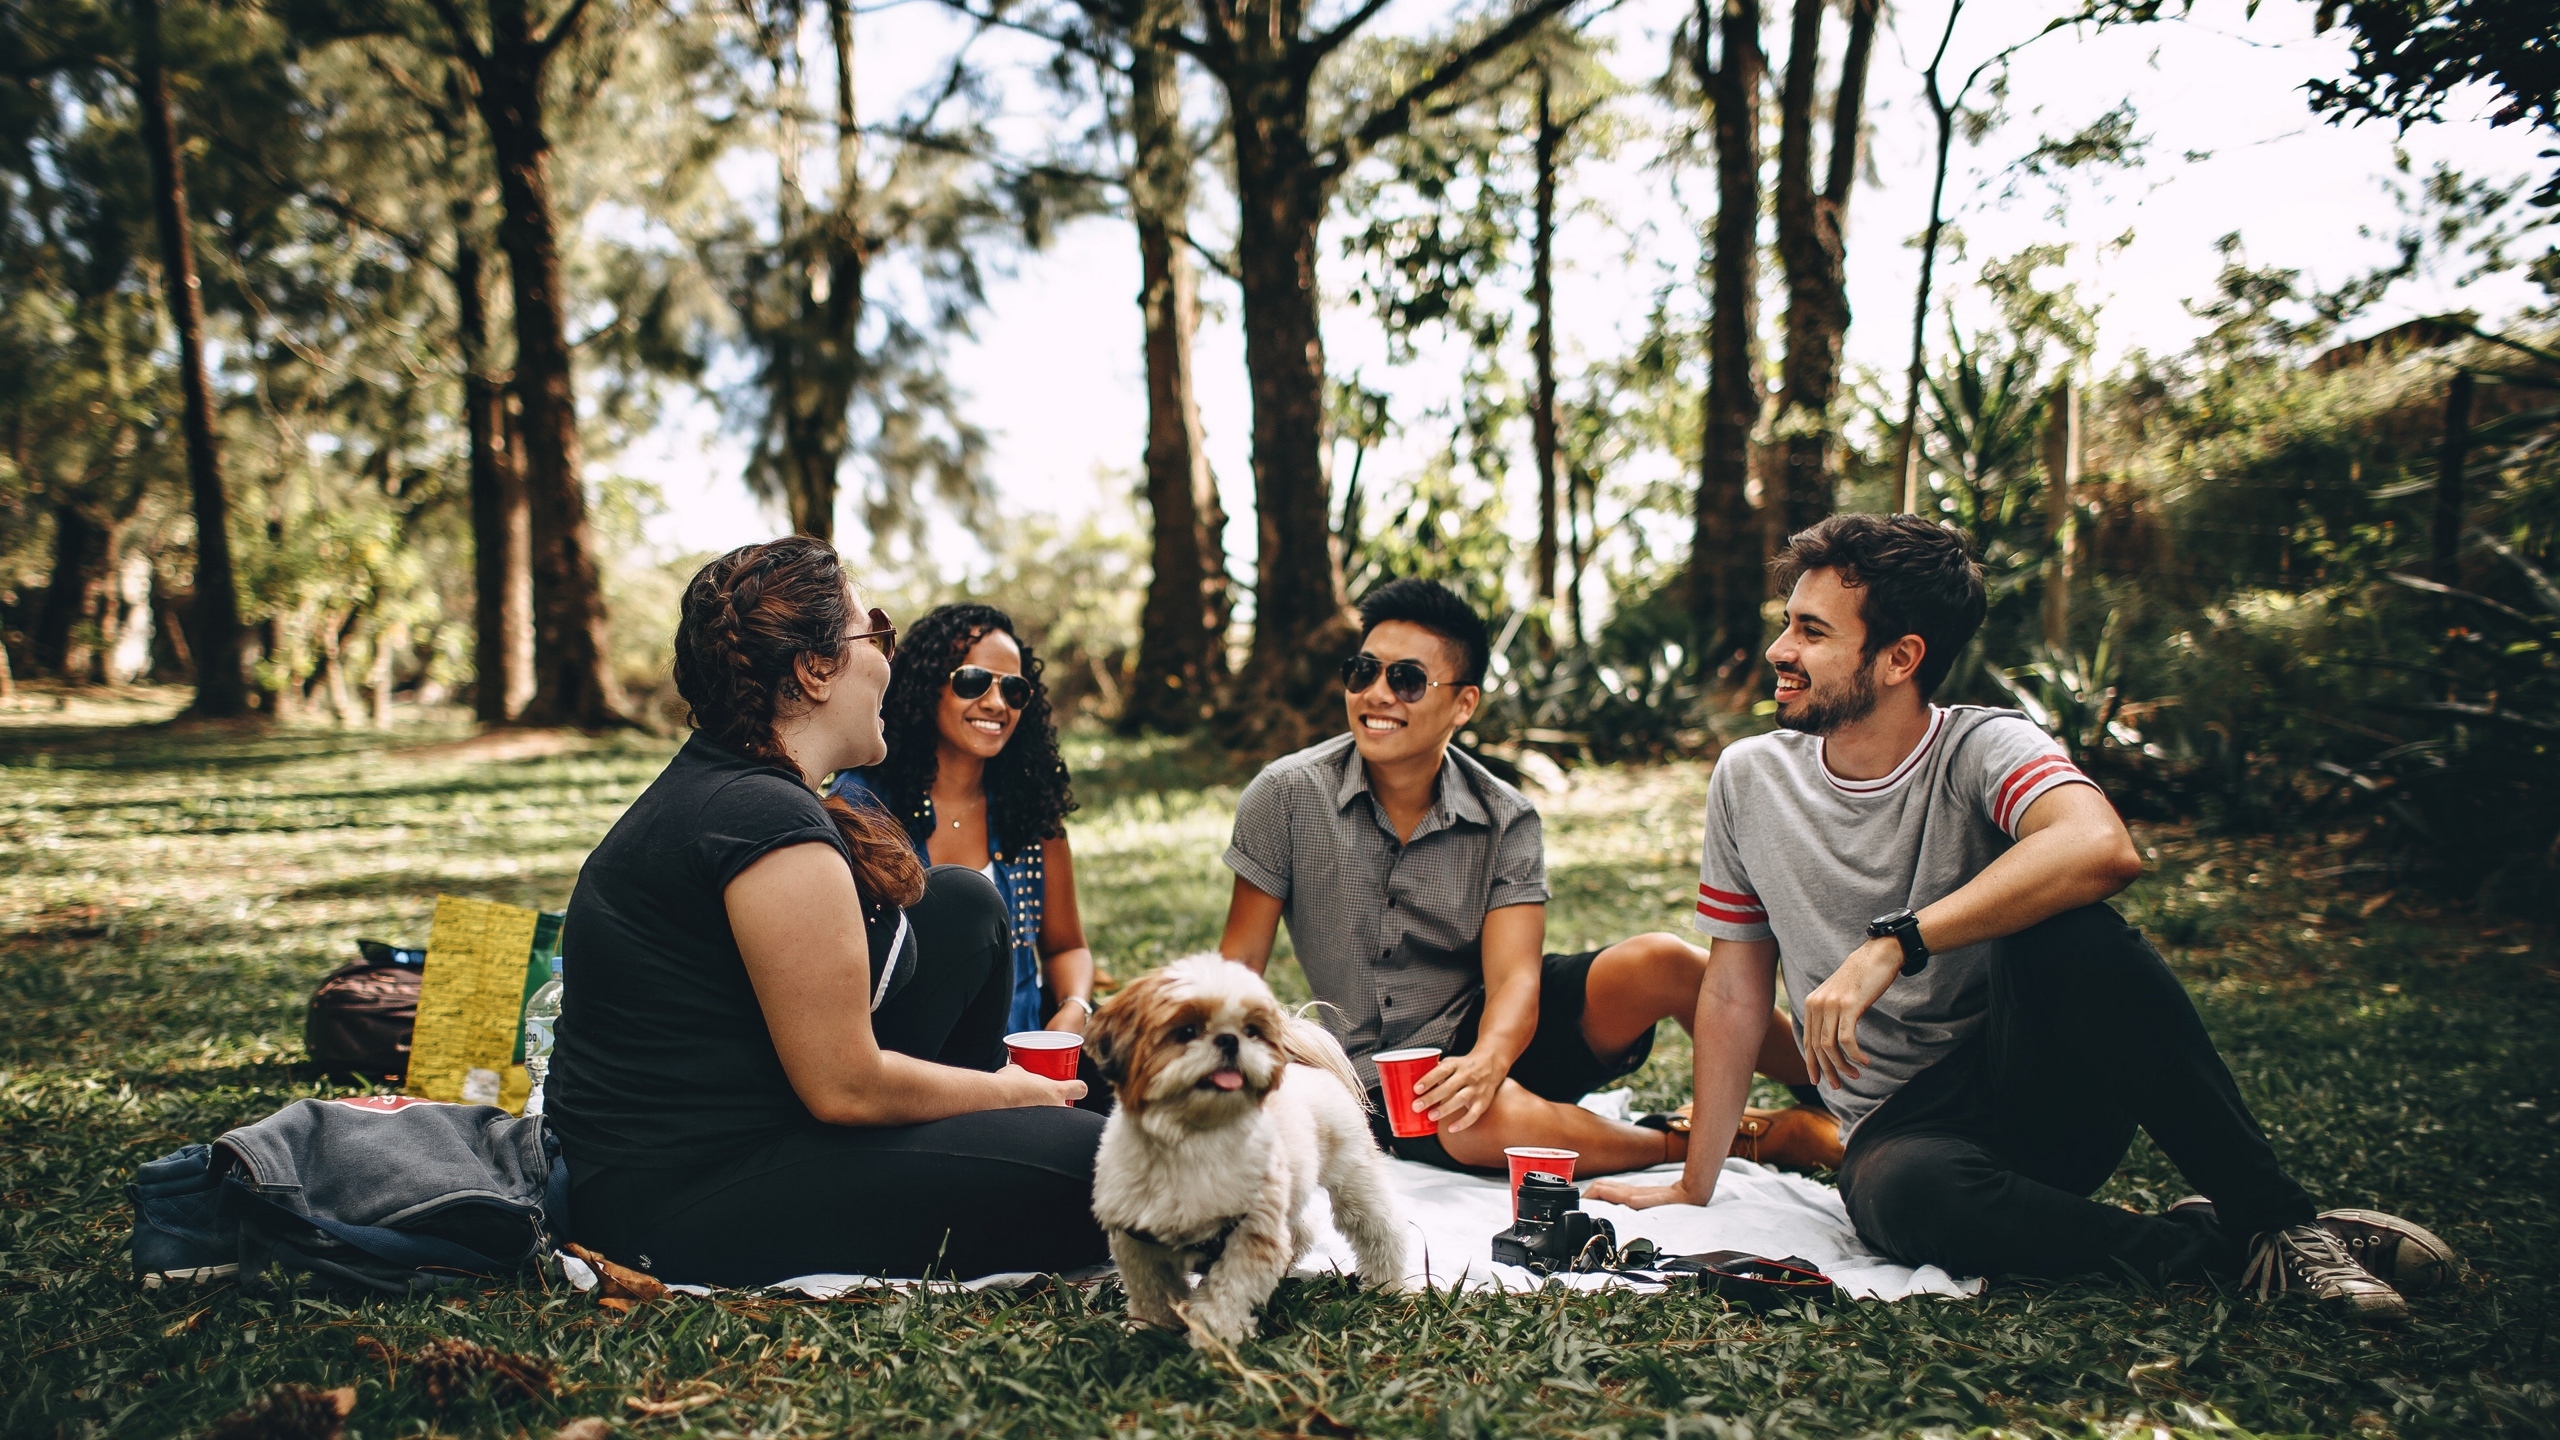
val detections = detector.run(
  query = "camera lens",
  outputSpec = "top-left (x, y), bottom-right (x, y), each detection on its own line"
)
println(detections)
top-left (1515, 1172), bottom-right (1581, 1224)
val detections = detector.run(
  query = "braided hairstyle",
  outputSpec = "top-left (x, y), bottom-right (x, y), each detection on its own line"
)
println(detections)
top-left (864, 602), bottom-right (1075, 861)
top-left (673, 537), bottom-right (927, 908)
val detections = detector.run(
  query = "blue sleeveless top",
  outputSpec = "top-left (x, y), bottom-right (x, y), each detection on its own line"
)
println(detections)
top-left (827, 769), bottom-right (1047, 1034)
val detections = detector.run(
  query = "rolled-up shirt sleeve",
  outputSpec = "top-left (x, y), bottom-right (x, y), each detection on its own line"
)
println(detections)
top-left (1221, 768), bottom-right (1295, 901)
top-left (1694, 764), bottom-right (1773, 942)
top-left (1486, 805), bottom-right (1550, 910)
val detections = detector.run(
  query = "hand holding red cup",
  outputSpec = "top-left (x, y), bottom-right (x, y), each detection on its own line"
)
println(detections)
top-left (1004, 1030), bottom-right (1084, 1082)
top-left (1373, 1048), bottom-right (1441, 1137)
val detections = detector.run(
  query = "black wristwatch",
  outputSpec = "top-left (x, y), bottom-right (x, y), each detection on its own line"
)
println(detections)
top-left (1867, 909), bottom-right (1930, 977)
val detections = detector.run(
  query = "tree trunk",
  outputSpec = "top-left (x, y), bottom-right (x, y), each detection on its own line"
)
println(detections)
top-left (1531, 67), bottom-right (1560, 618)
top-left (1124, 12), bottom-right (1228, 733)
top-left (1691, 0), bottom-right (1766, 675)
top-left (2040, 376), bottom-right (2079, 649)
top-left (1771, 0), bottom-right (1875, 548)
top-left (764, 0), bottom-right (865, 542)
top-left (2433, 369), bottom-right (2472, 587)
top-left (1223, 60), bottom-right (1353, 728)
top-left (131, 0), bottom-right (251, 717)
top-left (34, 504), bottom-right (112, 679)
top-left (1895, 0), bottom-right (1965, 513)
top-left (454, 212), bottom-right (533, 722)
top-left (463, 0), bottom-right (624, 727)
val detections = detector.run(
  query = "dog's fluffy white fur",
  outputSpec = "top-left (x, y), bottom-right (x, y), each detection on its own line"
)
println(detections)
top-left (1084, 954), bottom-right (1407, 1347)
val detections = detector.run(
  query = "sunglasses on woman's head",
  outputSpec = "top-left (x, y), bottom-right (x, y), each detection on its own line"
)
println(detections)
top-left (847, 607), bottom-right (897, 659)
top-left (951, 665), bottom-right (1033, 710)
top-left (1340, 654), bottom-right (1462, 704)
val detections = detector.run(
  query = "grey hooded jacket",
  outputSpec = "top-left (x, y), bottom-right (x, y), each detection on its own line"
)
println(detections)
top-left (129, 1096), bottom-right (564, 1294)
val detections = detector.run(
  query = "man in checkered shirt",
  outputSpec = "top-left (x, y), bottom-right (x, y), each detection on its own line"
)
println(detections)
top-left (1217, 578), bottom-right (1838, 1177)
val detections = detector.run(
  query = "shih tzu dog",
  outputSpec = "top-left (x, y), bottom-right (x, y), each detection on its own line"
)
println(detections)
top-left (1084, 955), bottom-right (1407, 1347)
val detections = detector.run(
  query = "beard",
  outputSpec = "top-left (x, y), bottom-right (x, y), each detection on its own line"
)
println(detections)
top-left (1774, 662), bottom-right (1880, 736)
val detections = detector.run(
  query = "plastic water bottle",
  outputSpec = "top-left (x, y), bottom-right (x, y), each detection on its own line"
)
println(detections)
top-left (522, 955), bottom-right (564, 1116)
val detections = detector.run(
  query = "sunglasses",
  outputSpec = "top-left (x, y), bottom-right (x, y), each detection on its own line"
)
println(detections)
top-left (951, 664), bottom-right (1033, 710)
top-left (1340, 654), bottom-right (1464, 705)
top-left (847, 607), bottom-right (897, 660)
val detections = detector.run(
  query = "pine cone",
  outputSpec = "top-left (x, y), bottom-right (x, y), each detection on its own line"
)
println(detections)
top-left (202, 1385), bottom-right (355, 1440)
top-left (410, 1338), bottom-right (555, 1410)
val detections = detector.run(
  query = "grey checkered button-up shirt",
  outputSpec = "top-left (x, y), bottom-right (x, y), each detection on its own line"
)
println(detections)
top-left (1223, 734), bottom-right (1550, 1088)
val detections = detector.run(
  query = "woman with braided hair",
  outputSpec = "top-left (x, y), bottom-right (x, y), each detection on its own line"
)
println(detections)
top-left (546, 537), bottom-right (1108, 1285)
top-left (829, 603), bottom-right (1096, 1047)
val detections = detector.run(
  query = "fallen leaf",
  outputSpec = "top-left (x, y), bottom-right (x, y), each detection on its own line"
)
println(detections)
top-left (553, 1419), bottom-right (614, 1440)
top-left (624, 1390), bottom-right (722, 1419)
top-left (567, 1243), bottom-right (668, 1306)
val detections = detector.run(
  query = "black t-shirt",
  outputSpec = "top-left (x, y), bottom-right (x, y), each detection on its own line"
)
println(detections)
top-left (548, 735), bottom-right (906, 1169)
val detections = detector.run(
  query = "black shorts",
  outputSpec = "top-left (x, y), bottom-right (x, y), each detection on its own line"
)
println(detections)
top-left (1363, 948), bottom-right (1657, 1172)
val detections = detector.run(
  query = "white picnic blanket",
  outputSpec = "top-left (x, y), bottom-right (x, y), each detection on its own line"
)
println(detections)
top-left (1293, 1151), bottom-right (1980, 1300)
top-left (560, 1091), bottom-right (1979, 1304)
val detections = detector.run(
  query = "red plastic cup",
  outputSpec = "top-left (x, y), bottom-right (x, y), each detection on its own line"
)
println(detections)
top-left (1505, 1147), bottom-right (1579, 1213)
top-left (1373, 1047), bottom-right (1443, 1138)
top-left (1005, 1030), bottom-right (1084, 1082)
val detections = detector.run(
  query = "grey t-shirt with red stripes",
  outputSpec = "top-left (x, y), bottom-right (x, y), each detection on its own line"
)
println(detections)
top-left (1693, 705), bottom-right (2096, 1139)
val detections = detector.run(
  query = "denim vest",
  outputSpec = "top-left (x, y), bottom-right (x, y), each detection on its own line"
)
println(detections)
top-left (828, 770), bottom-right (1046, 1034)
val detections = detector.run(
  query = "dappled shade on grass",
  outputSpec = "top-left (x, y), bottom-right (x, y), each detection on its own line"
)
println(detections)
top-left (1, 708), bottom-right (2554, 1436)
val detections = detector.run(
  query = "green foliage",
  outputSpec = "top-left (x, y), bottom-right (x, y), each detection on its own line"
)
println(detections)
top-left (2303, 0), bottom-right (2560, 219)
top-left (2, 714), bottom-right (2556, 1437)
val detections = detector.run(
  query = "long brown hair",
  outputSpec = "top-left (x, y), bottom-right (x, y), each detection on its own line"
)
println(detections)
top-left (673, 537), bottom-right (928, 909)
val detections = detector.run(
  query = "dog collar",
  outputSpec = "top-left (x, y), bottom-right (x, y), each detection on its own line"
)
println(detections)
top-left (1121, 1215), bottom-right (1244, 1268)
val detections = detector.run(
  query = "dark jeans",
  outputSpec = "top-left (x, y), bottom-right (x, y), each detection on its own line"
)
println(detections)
top-left (1838, 903), bottom-right (2315, 1283)
top-left (568, 865), bottom-right (1110, 1284)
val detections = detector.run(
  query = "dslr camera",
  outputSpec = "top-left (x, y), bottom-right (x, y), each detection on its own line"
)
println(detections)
top-left (1491, 1172), bottom-right (1620, 1274)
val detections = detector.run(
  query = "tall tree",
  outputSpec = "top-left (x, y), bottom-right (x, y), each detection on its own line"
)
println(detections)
top-left (1121, 0), bottom-right (1231, 732)
top-left (1768, 0), bottom-right (1875, 544)
top-left (729, 0), bottom-right (868, 542)
top-left (427, 0), bottom-right (624, 727)
top-left (1530, 63), bottom-right (1559, 615)
top-left (129, 0), bottom-right (250, 716)
top-left (1689, 0), bottom-right (1765, 675)
top-left (1158, 0), bottom-right (1584, 732)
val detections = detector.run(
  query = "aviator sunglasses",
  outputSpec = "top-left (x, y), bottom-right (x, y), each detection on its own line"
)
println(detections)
top-left (951, 664), bottom-right (1033, 710)
top-left (1339, 654), bottom-right (1464, 705)
top-left (846, 607), bottom-right (897, 659)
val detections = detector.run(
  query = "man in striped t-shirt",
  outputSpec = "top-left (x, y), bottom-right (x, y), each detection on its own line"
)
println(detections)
top-left (1593, 514), bottom-right (2453, 1325)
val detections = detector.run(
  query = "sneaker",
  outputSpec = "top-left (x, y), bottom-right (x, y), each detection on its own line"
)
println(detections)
top-left (2170, 1199), bottom-right (2460, 1297)
top-left (2241, 1222), bottom-right (2409, 1325)
top-left (2318, 1209), bottom-right (2461, 1295)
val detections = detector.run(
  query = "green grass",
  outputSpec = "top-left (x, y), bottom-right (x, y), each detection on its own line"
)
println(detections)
top-left (3, 688), bottom-right (2556, 1438)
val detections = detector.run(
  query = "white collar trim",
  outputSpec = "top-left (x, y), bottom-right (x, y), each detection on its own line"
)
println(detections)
top-left (1817, 706), bottom-right (1945, 796)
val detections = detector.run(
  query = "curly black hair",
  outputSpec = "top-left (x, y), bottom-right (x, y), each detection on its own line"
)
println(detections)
top-left (860, 602), bottom-right (1076, 860)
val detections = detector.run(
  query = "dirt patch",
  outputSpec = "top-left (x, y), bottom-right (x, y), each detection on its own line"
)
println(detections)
top-left (395, 729), bottom-right (594, 764)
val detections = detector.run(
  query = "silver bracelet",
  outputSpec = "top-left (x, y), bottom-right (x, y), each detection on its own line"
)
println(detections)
top-left (1062, 994), bottom-right (1096, 1017)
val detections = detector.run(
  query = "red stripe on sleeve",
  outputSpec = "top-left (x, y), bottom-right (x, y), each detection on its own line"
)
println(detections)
top-left (1698, 882), bottom-right (1762, 909)
top-left (1994, 755), bottom-right (2085, 831)
top-left (1696, 899), bottom-right (1769, 926)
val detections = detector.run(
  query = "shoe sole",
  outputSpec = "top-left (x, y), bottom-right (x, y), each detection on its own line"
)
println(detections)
top-left (2320, 1209), bottom-right (2460, 1295)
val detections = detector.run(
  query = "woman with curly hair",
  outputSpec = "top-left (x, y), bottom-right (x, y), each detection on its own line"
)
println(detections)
top-left (829, 603), bottom-right (1097, 1042)
top-left (546, 540), bottom-right (1107, 1286)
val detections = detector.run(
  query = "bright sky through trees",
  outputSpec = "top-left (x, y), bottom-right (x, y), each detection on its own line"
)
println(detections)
top-left (622, 0), bottom-right (2552, 576)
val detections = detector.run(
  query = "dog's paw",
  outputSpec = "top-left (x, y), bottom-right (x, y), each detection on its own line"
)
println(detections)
top-left (1184, 1320), bottom-right (1253, 1351)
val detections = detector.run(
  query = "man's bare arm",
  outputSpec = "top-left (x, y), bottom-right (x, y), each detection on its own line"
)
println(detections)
top-left (1218, 874), bottom-right (1286, 976)
top-left (1800, 782), bottom-right (2143, 1089)
top-left (1415, 902), bottom-right (1543, 1132)
top-left (1587, 936), bottom-right (1777, 1209)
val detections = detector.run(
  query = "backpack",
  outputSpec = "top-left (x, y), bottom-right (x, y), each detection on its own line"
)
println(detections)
top-left (304, 940), bottom-right (423, 1080)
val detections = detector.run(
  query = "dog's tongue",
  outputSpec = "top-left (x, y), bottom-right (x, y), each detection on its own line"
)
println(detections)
top-left (1210, 1069), bottom-right (1244, 1091)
